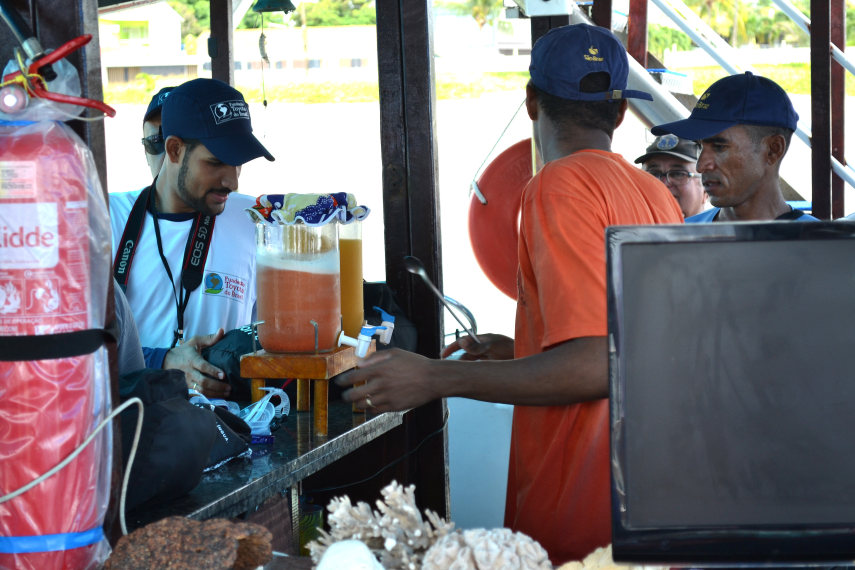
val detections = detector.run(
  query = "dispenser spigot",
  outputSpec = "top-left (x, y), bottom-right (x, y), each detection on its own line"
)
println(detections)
top-left (338, 324), bottom-right (387, 358)
top-left (372, 306), bottom-right (395, 345)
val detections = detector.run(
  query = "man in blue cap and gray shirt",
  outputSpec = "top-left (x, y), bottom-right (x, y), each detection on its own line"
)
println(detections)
top-left (652, 72), bottom-right (817, 222)
top-left (110, 78), bottom-right (275, 397)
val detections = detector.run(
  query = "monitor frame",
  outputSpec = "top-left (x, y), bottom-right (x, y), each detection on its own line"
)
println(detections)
top-left (607, 221), bottom-right (855, 566)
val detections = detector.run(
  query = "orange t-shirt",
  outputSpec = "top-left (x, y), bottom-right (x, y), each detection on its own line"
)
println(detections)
top-left (506, 150), bottom-right (683, 565)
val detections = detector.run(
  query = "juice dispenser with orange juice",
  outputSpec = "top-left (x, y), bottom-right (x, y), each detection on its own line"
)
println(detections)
top-left (339, 219), bottom-right (364, 338)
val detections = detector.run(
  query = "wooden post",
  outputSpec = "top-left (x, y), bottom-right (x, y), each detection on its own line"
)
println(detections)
top-left (627, 0), bottom-right (648, 68)
top-left (375, 0), bottom-right (449, 519)
top-left (810, 0), bottom-right (831, 219)
top-left (296, 378), bottom-right (310, 411)
top-left (830, 0), bottom-right (845, 219)
top-left (209, 0), bottom-right (234, 85)
top-left (591, 0), bottom-right (612, 31)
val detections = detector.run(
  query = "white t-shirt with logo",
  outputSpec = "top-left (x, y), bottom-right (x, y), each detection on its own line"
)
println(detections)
top-left (109, 189), bottom-right (257, 349)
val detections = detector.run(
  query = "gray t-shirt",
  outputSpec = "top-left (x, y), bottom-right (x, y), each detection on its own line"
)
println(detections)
top-left (114, 281), bottom-right (146, 375)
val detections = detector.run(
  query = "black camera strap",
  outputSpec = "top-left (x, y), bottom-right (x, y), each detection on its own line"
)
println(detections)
top-left (113, 183), bottom-right (216, 347)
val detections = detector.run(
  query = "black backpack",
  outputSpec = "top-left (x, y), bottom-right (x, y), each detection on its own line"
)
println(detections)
top-left (118, 368), bottom-right (250, 511)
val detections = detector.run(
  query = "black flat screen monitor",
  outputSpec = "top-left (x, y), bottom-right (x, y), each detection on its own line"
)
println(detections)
top-left (607, 221), bottom-right (855, 566)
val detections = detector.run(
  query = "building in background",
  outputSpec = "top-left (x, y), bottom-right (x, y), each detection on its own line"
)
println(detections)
top-left (97, 0), bottom-right (535, 86)
top-left (98, 0), bottom-right (197, 84)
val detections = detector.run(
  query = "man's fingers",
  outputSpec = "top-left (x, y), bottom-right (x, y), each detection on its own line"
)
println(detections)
top-left (186, 373), bottom-right (231, 397)
top-left (194, 357), bottom-right (225, 381)
top-left (336, 367), bottom-right (365, 389)
top-left (190, 328), bottom-right (225, 350)
top-left (202, 378), bottom-right (231, 397)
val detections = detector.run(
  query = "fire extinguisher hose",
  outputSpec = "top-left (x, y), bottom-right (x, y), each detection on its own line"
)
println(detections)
top-left (0, 397), bottom-right (144, 539)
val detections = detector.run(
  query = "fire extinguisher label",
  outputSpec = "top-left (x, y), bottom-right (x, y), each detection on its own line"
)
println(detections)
top-left (0, 202), bottom-right (59, 269)
top-left (0, 161), bottom-right (37, 199)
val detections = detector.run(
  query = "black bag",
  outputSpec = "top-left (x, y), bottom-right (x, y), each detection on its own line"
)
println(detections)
top-left (118, 368), bottom-right (250, 510)
top-left (205, 404), bottom-right (252, 470)
top-left (201, 325), bottom-right (258, 402)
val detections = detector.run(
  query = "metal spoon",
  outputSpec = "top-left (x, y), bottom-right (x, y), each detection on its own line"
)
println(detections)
top-left (403, 255), bottom-right (481, 344)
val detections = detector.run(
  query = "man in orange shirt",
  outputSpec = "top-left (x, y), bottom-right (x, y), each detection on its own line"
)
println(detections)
top-left (337, 24), bottom-right (683, 564)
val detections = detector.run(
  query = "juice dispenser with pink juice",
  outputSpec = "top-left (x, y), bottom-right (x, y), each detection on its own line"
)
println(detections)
top-left (247, 193), bottom-right (370, 354)
top-left (256, 221), bottom-right (341, 353)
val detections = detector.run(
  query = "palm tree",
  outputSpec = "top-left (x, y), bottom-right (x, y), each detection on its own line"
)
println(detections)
top-left (439, 0), bottom-right (504, 31)
top-left (684, 0), bottom-right (748, 45)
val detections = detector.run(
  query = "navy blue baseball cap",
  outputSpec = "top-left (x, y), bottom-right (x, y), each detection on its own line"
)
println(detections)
top-left (652, 72), bottom-right (799, 140)
top-left (161, 78), bottom-right (274, 166)
top-left (143, 86), bottom-right (174, 123)
top-left (529, 24), bottom-right (653, 102)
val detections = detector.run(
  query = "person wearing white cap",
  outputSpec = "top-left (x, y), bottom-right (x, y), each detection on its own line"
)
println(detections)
top-left (635, 134), bottom-right (706, 218)
top-left (109, 78), bottom-right (275, 397)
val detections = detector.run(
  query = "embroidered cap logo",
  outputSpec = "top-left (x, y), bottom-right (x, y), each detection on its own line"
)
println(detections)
top-left (209, 100), bottom-right (250, 125)
top-left (584, 45), bottom-right (604, 62)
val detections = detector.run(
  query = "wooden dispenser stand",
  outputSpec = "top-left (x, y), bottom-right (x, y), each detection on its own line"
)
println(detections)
top-left (239, 342), bottom-right (375, 437)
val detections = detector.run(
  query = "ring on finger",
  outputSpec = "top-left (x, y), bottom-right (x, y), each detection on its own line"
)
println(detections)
top-left (365, 394), bottom-right (373, 407)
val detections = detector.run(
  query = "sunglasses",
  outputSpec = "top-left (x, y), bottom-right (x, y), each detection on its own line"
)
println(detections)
top-left (141, 128), bottom-right (165, 155)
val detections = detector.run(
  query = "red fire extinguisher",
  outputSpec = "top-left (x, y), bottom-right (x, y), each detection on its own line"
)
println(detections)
top-left (0, 24), bottom-right (116, 570)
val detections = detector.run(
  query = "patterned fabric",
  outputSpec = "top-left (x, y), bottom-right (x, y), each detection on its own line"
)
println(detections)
top-left (246, 193), bottom-right (370, 225)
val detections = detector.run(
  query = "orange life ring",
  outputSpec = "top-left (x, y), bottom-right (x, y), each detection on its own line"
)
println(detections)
top-left (468, 138), bottom-right (534, 300)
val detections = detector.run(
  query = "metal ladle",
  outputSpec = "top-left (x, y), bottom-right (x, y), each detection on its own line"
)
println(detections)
top-left (403, 255), bottom-right (481, 344)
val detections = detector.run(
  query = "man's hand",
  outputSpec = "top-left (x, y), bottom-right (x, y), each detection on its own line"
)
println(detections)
top-left (163, 328), bottom-right (231, 398)
top-left (336, 349), bottom-right (445, 413)
top-left (441, 333), bottom-right (514, 360)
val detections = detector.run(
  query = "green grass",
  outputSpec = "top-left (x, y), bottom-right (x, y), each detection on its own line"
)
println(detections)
top-left (103, 71), bottom-right (530, 105)
top-left (103, 64), bottom-right (851, 106)
top-left (672, 63), bottom-right (855, 96)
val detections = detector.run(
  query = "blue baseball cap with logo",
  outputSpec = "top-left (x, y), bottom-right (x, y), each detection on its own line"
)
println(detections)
top-left (162, 78), bottom-right (274, 166)
top-left (143, 86), bottom-right (175, 123)
top-left (529, 23), bottom-right (653, 102)
top-left (652, 72), bottom-right (799, 140)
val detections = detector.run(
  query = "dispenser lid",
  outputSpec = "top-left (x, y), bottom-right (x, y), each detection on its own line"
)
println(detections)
top-left (245, 192), bottom-right (370, 226)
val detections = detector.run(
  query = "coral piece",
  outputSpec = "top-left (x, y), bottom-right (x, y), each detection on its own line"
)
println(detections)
top-left (104, 516), bottom-right (273, 569)
top-left (308, 481), bottom-right (455, 569)
top-left (421, 528), bottom-right (552, 570)
top-left (308, 481), bottom-right (557, 570)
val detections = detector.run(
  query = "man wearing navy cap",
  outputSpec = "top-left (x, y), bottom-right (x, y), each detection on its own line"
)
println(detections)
top-left (110, 78), bottom-right (275, 397)
top-left (141, 86), bottom-right (175, 179)
top-left (336, 24), bottom-right (683, 564)
top-left (652, 72), bottom-right (816, 222)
